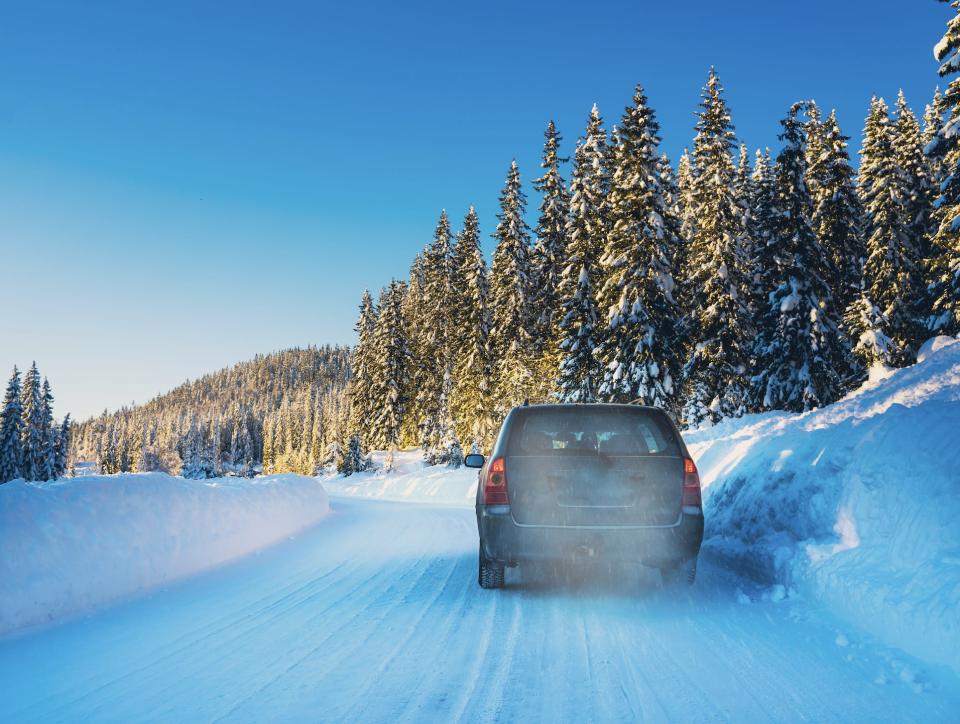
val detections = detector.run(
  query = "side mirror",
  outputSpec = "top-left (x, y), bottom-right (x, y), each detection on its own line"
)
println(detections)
top-left (464, 454), bottom-right (485, 469)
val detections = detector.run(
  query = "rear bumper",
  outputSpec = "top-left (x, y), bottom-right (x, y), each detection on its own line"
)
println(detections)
top-left (477, 506), bottom-right (703, 568)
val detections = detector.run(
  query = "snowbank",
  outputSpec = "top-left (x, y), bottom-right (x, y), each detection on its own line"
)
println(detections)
top-left (0, 472), bottom-right (330, 635)
top-left (687, 336), bottom-right (960, 674)
top-left (322, 450), bottom-right (478, 506)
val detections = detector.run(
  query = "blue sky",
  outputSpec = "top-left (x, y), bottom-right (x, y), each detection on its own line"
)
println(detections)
top-left (0, 0), bottom-right (952, 420)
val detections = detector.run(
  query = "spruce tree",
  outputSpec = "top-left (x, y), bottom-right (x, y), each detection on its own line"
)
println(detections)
top-left (489, 160), bottom-right (537, 412)
top-left (928, 3), bottom-right (960, 334)
top-left (450, 206), bottom-right (495, 448)
top-left (531, 121), bottom-right (571, 398)
top-left (860, 96), bottom-right (927, 364)
top-left (752, 103), bottom-right (850, 412)
top-left (417, 211), bottom-right (458, 462)
top-left (923, 87), bottom-right (947, 193)
top-left (807, 110), bottom-right (865, 310)
top-left (0, 367), bottom-right (23, 483)
top-left (54, 414), bottom-right (71, 479)
top-left (682, 70), bottom-right (753, 426)
top-left (347, 290), bottom-right (378, 448)
top-left (595, 85), bottom-right (683, 411)
top-left (745, 149), bottom-right (777, 323)
top-left (39, 378), bottom-right (56, 481)
top-left (556, 105), bottom-right (608, 403)
top-left (893, 91), bottom-right (936, 265)
top-left (844, 294), bottom-right (900, 368)
top-left (400, 250), bottom-right (429, 446)
top-left (19, 362), bottom-right (43, 481)
top-left (371, 280), bottom-right (411, 454)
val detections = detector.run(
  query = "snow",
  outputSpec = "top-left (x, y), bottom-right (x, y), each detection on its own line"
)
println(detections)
top-left (686, 336), bottom-right (960, 675)
top-left (322, 449), bottom-right (478, 506)
top-left (2, 496), bottom-right (957, 721)
top-left (0, 472), bottom-right (330, 635)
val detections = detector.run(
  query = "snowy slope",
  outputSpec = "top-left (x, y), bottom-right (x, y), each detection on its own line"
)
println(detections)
top-left (687, 336), bottom-right (960, 675)
top-left (0, 472), bottom-right (330, 635)
top-left (322, 449), bottom-right (478, 506)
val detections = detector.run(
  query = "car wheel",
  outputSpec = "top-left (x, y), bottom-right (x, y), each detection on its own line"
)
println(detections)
top-left (660, 558), bottom-right (697, 587)
top-left (478, 544), bottom-right (505, 589)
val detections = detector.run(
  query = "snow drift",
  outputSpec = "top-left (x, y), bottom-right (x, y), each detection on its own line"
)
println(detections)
top-left (0, 472), bottom-right (330, 635)
top-left (323, 449), bottom-right (478, 506)
top-left (687, 336), bottom-right (960, 675)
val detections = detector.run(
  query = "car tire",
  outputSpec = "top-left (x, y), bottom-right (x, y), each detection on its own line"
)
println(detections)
top-left (478, 544), bottom-right (505, 589)
top-left (660, 558), bottom-right (697, 587)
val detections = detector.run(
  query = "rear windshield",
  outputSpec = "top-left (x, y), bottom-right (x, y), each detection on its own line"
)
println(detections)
top-left (506, 407), bottom-right (682, 457)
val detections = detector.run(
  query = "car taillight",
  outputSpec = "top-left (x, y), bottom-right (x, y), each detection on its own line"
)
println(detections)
top-left (682, 458), bottom-right (702, 507)
top-left (483, 457), bottom-right (509, 505)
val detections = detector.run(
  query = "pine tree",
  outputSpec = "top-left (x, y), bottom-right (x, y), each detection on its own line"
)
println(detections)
top-left (844, 294), bottom-right (900, 368)
top-left (928, 3), bottom-right (960, 335)
top-left (39, 378), bottom-right (56, 481)
top-left (530, 121), bottom-right (571, 398)
top-left (752, 102), bottom-right (850, 412)
top-left (489, 160), bottom-right (537, 412)
top-left (595, 85), bottom-right (683, 412)
top-left (370, 280), bottom-right (410, 454)
top-left (807, 110), bottom-right (865, 310)
top-left (417, 211), bottom-right (458, 462)
top-left (19, 362), bottom-right (43, 481)
top-left (744, 149), bottom-right (777, 322)
top-left (339, 433), bottom-right (368, 476)
top-left (54, 414), bottom-right (71, 479)
top-left (556, 105), bottom-right (608, 403)
top-left (860, 96), bottom-right (927, 364)
top-left (400, 251), bottom-right (429, 446)
top-left (347, 290), bottom-right (378, 448)
top-left (682, 70), bottom-right (754, 426)
top-left (450, 206), bottom-right (495, 448)
top-left (923, 87), bottom-right (947, 194)
top-left (893, 91), bottom-right (936, 267)
top-left (0, 367), bottom-right (23, 483)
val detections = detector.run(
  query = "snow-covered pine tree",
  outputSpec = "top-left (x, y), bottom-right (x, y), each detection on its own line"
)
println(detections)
top-left (556, 105), bottom-right (609, 403)
top-left (339, 433), bottom-right (368, 476)
top-left (530, 121), bottom-right (571, 399)
top-left (347, 290), bottom-right (378, 448)
top-left (261, 413), bottom-right (274, 474)
top-left (371, 280), bottom-right (410, 455)
top-left (681, 70), bottom-right (754, 426)
top-left (19, 362), bottom-right (43, 481)
top-left (38, 378), bottom-right (56, 481)
top-left (54, 414), bottom-right (71, 479)
top-left (675, 149), bottom-right (697, 316)
top-left (860, 96), bottom-right (927, 364)
top-left (417, 211), bottom-right (459, 462)
top-left (0, 367), bottom-right (23, 483)
top-left (751, 102), bottom-right (851, 412)
top-left (489, 160), bottom-right (538, 412)
top-left (449, 206), bottom-right (495, 448)
top-left (893, 91), bottom-right (937, 268)
top-left (844, 293), bottom-right (900, 369)
top-left (928, 4), bottom-right (960, 336)
top-left (743, 149), bottom-right (777, 324)
top-left (400, 251), bottom-right (429, 446)
top-left (595, 85), bottom-right (683, 413)
top-left (807, 110), bottom-right (865, 311)
top-left (923, 87), bottom-right (947, 194)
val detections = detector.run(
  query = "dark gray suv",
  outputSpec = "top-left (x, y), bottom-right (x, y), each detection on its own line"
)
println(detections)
top-left (465, 404), bottom-right (704, 589)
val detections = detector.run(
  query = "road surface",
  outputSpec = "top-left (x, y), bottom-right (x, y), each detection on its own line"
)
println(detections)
top-left (1, 497), bottom-right (957, 722)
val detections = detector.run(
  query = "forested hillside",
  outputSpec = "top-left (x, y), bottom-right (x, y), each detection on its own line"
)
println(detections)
top-left (346, 3), bottom-right (960, 465)
top-left (71, 346), bottom-right (351, 477)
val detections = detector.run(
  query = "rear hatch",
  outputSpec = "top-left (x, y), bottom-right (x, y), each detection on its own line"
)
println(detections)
top-left (504, 407), bottom-right (683, 527)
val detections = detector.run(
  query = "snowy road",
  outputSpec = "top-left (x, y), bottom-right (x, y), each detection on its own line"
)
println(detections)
top-left (2, 497), bottom-right (958, 723)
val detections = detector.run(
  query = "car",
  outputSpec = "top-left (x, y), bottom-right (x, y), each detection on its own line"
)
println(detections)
top-left (465, 403), bottom-right (704, 589)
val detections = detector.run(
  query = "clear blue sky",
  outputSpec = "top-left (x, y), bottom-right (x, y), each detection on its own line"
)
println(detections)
top-left (0, 0), bottom-right (951, 420)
